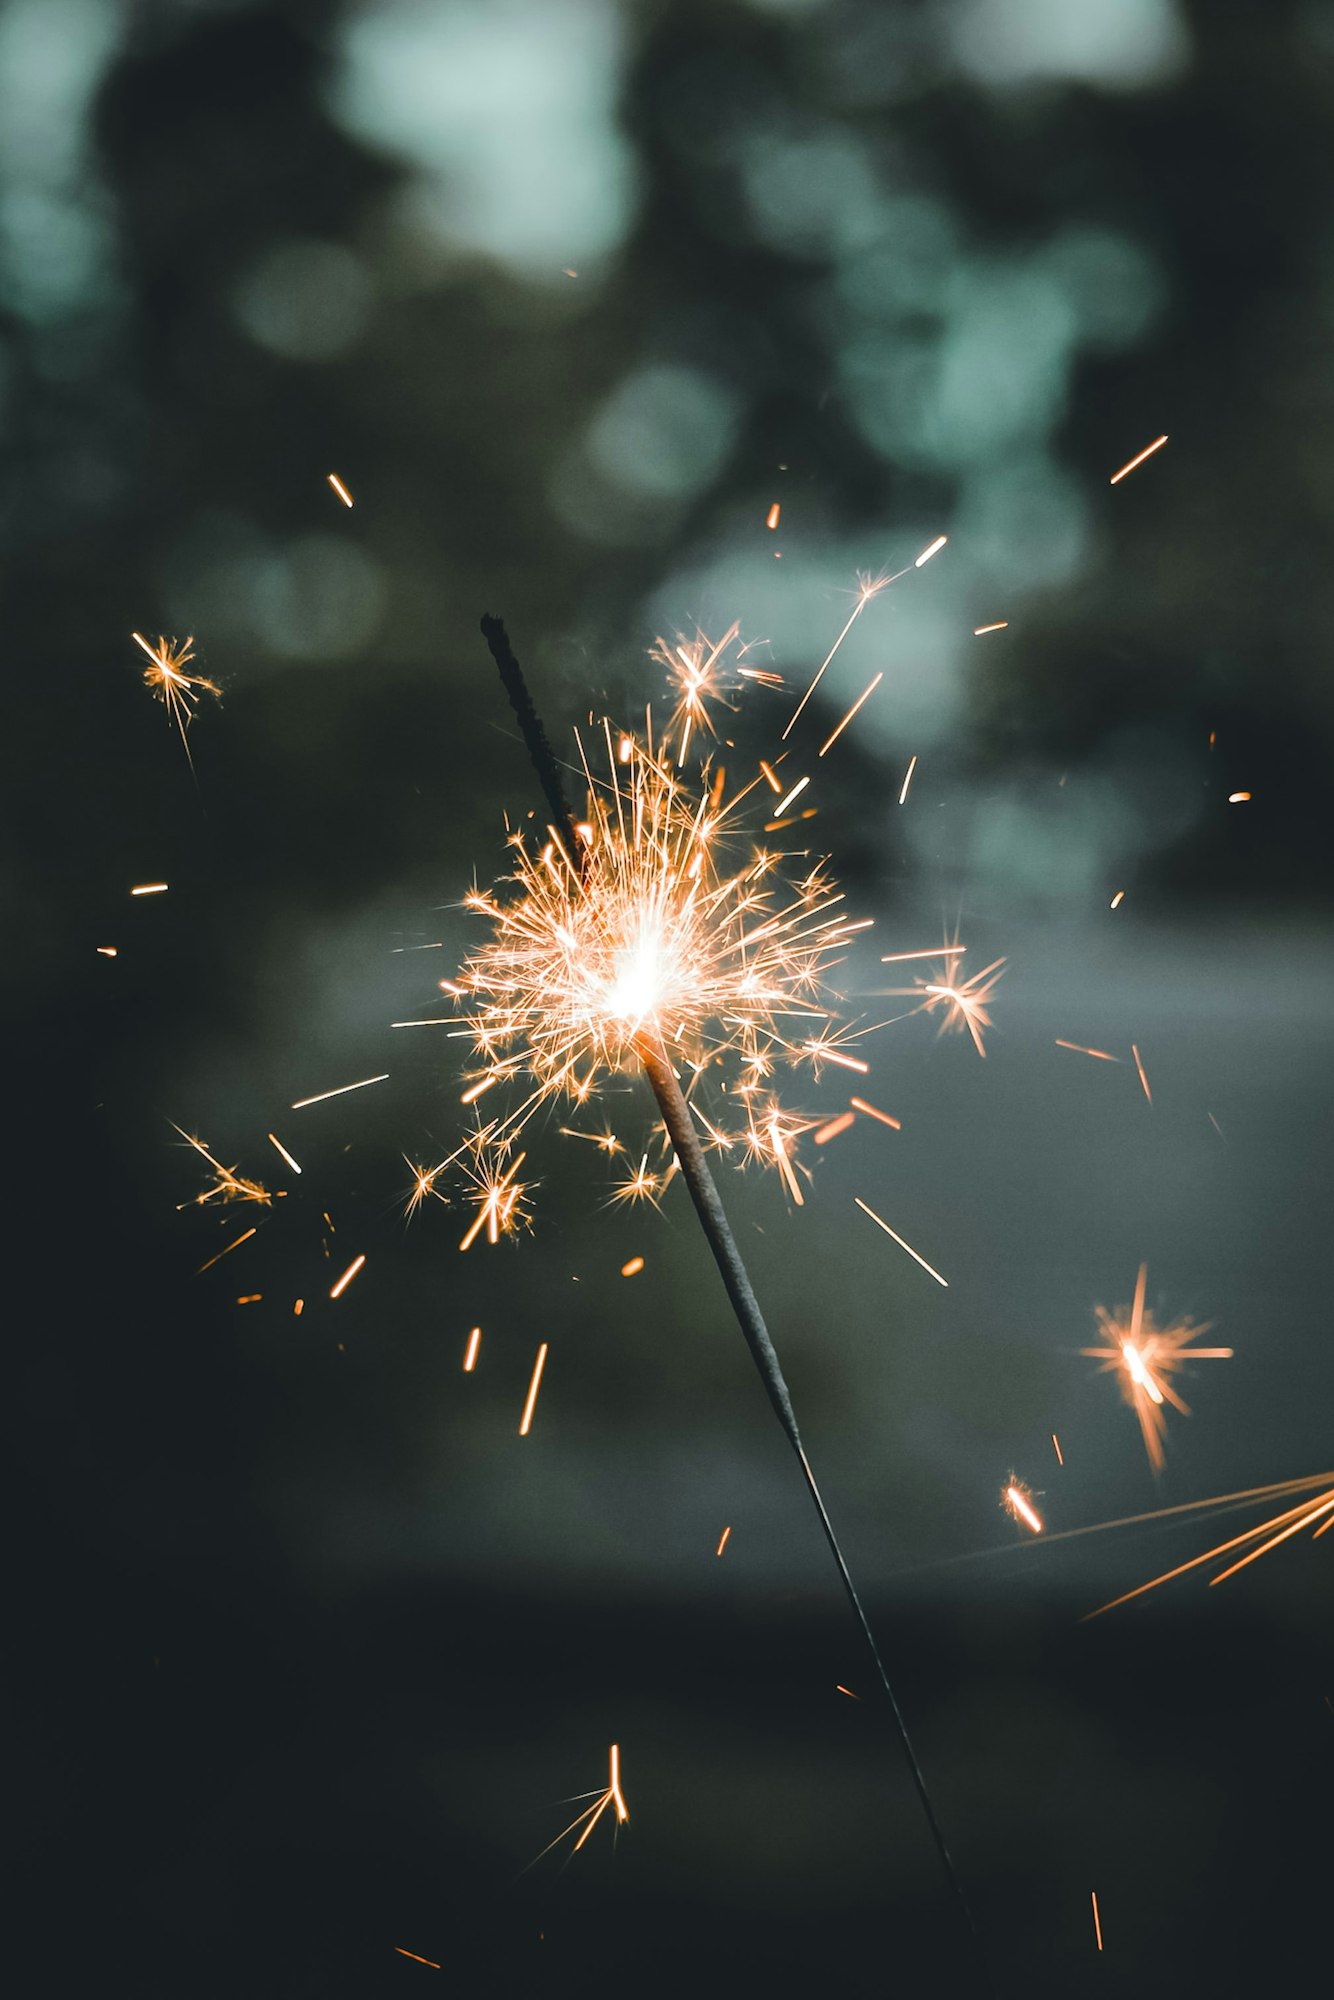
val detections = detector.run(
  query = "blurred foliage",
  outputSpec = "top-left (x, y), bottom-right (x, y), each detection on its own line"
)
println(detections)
top-left (4, 0), bottom-right (1334, 970)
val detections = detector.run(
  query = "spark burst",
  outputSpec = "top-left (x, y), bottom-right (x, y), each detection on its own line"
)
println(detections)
top-left (131, 631), bottom-right (220, 765)
top-left (1082, 1263), bottom-right (1232, 1472)
top-left (172, 1124), bottom-right (273, 1209)
top-left (447, 677), bottom-right (875, 1234)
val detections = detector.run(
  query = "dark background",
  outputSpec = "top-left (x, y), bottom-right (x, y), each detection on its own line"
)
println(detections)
top-left (4, 1), bottom-right (1334, 1993)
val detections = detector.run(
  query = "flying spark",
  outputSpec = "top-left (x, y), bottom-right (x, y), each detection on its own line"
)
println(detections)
top-left (131, 882), bottom-right (169, 896)
top-left (915, 534), bottom-right (947, 567)
top-left (853, 1198), bottom-right (948, 1287)
top-left (1131, 1043), bottom-right (1152, 1104)
top-left (463, 1326), bottom-right (481, 1371)
top-left (716, 1525), bottom-right (731, 1556)
top-left (172, 1125), bottom-right (272, 1209)
top-left (291, 1073), bottom-right (389, 1109)
top-left (1110, 890), bottom-right (1125, 908)
top-left (973, 621), bottom-right (1008, 636)
top-left (1003, 1482), bottom-right (1044, 1534)
top-left (1087, 1477), bottom-right (1334, 1618)
top-left (519, 1343), bottom-right (549, 1435)
top-left (1052, 1433), bottom-right (1064, 1466)
top-left (267, 1132), bottom-right (302, 1174)
top-left (766, 502), bottom-right (781, 530)
top-left (327, 471), bottom-right (354, 507)
top-left (393, 1947), bottom-right (441, 1969)
top-left (818, 672), bottom-right (883, 757)
top-left (1082, 1263), bottom-right (1231, 1472)
top-left (1091, 1892), bottom-right (1104, 1951)
top-left (329, 1254), bottom-right (366, 1299)
top-left (898, 754), bottom-right (918, 805)
top-left (1056, 1039), bottom-right (1118, 1062)
top-left (621, 1255), bottom-right (645, 1277)
top-left (1109, 434), bottom-right (1168, 484)
top-left (849, 1095), bottom-right (901, 1130)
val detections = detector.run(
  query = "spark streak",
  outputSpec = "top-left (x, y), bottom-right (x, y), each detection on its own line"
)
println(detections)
top-left (1091, 1892), bottom-right (1103, 1951)
top-left (197, 1226), bottom-right (256, 1273)
top-left (463, 1326), bottom-right (481, 1371)
top-left (818, 672), bottom-right (882, 757)
top-left (1004, 1484), bottom-right (1044, 1534)
top-left (327, 471), bottom-right (354, 507)
top-left (915, 534), bottom-right (947, 567)
top-left (973, 621), bottom-right (1008, 636)
top-left (849, 1096), bottom-right (901, 1130)
top-left (291, 1073), bottom-right (389, 1109)
top-left (519, 1342), bottom-right (549, 1435)
top-left (1082, 1263), bottom-right (1231, 1472)
top-left (716, 1525), bottom-right (732, 1556)
top-left (1055, 1040), bottom-right (1118, 1062)
top-left (267, 1132), bottom-right (302, 1173)
top-left (1109, 434), bottom-right (1168, 484)
top-left (393, 1947), bottom-right (441, 1969)
top-left (853, 1198), bottom-right (948, 1287)
top-left (1131, 1043), bottom-right (1152, 1104)
top-left (131, 882), bottom-right (169, 896)
top-left (898, 754), bottom-right (917, 804)
top-left (329, 1254), bottom-right (366, 1299)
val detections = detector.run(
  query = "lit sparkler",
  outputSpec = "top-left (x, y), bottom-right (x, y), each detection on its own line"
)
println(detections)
top-left (470, 613), bottom-right (978, 1947)
top-left (131, 631), bottom-right (220, 767)
top-left (1082, 1263), bottom-right (1232, 1472)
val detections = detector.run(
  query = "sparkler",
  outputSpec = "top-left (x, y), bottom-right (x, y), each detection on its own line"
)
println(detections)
top-left (1082, 1263), bottom-right (1232, 1472)
top-left (473, 614), bottom-right (978, 1953)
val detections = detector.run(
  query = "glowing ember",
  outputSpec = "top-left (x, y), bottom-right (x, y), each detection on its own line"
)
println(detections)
top-left (621, 1255), bottom-right (645, 1277)
top-left (329, 1253), bottom-right (366, 1300)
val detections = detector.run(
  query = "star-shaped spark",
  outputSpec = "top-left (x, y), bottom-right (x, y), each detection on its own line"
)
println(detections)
top-left (132, 631), bottom-right (220, 766)
top-left (916, 956), bottom-right (1007, 1058)
top-left (1082, 1263), bottom-right (1232, 1472)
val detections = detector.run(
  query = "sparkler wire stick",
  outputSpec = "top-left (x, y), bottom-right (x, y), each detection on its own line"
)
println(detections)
top-left (478, 616), bottom-right (980, 1962)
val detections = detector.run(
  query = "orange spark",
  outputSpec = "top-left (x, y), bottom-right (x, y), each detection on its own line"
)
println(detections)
top-left (1110, 890), bottom-right (1125, 909)
top-left (853, 1198), bottom-right (948, 1287)
top-left (1109, 433), bottom-right (1168, 484)
top-left (849, 1095), bottom-right (901, 1131)
top-left (813, 1111), bottom-right (855, 1145)
top-left (131, 882), bottom-right (168, 896)
top-left (1082, 1263), bottom-right (1231, 1472)
top-left (96, 946), bottom-right (118, 957)
top-left (327, 471), bottom-right (354, 507)
top-left (131, 631), bottom-right (220, 766)
top-left (294, 1299), bottom-right (304, 1316)
top-left (393, 1946), bottom-right (441, 1968)
top-left (1004, 1483), bottom-right (1044, 1534)
top-left (818, 672), bottom-right (882, 757)
top-left (236, 1294), bottom-right (261, 1305)
top-left (835, 1685), bottom-right (860, 1700)
top-left (773, 773), bottom-right (809, 818)
top-left (1052, 1433), bottom-right (1064, 1466)
top-left (291, 1073), bottom-right (389, 1109)
top-left (897, 754), bottom-right (918, 805)
top-left (915, 534), bottom-right (947, 567)
top-left (1091, 1891), bottom-right (1103, 1951)
top-left (973, 621), bottom-right (1008, 636)
top-left (196, 1226), bottom-right (256, 1273)
top-left (1056, 1040), bottom-right (1118, 1062)
top-left (621, 1255), bottom-right (645, 1277)
top-left (716, 1525), bottom-right (732, 1556)
top-left (783, 569), bottom-right (896, 739)
top-left (878, 945), bottom-right (966, 964)
top-left (1229, 791), bottom-right (1251, 803)
top-left (329, 1253), bottom-right (366, 1300)
top-left (766, 502), bottom-right (781, 530)
top-left (1131, 1043), bottom-right (1152, 1104)
top-left (267, 1132), bottom-right (302, 1174)
top-left (519, 1342), bottom-right (549, 1435)
top-left (463, 1325), bottom-right (481, 1371)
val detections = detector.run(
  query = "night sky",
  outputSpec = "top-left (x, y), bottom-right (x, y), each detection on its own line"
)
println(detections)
top-left (6, 3), bottom-right (1334, 1995)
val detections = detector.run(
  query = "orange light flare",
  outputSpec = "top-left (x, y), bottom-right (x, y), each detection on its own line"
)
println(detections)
top-left (463, 1325), bottom-right (481, 1371)
top-left (1109, 433), bottom-right (1168, 484)
top-left (1003, 1481), bottom-right (1044, 1535)
top-left (518, 1342), bottom-right (549, 1436)
top-left (853, 1197), bottom-right (948, 1287)
top-left (131, 630), bottom-right (220, 766)
top-left (327, 471), bottom-right (354, 507)
top-left (329, 1253), bottom-right (366, 1300)
top-left (1081, 1263), bottom-right (1232, 1473)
